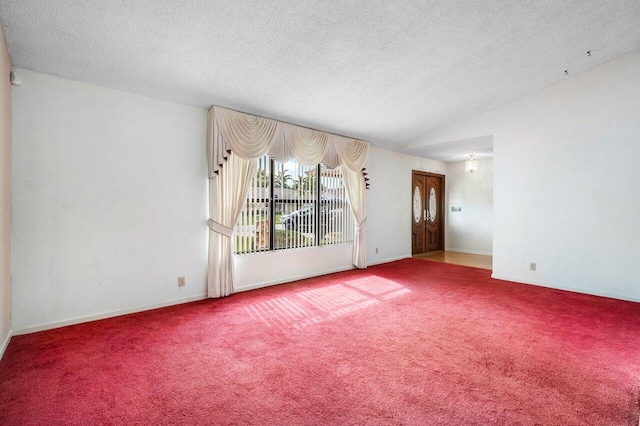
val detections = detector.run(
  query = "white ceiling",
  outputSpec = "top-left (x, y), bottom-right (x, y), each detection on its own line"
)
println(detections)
top-left (1, 1), bottom-right (639, 160)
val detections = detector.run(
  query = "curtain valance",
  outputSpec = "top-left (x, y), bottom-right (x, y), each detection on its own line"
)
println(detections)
top-left (207, 106), bottom-right (368, 177)
top-left (206, 105), bottom-right (370, 299)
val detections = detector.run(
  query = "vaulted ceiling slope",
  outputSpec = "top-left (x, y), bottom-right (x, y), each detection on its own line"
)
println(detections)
top-left (1, 1), bottom-right (639, 156)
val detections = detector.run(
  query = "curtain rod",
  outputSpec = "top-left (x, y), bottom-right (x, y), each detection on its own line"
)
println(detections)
top-left (210, 105), bottom-right (370, 144)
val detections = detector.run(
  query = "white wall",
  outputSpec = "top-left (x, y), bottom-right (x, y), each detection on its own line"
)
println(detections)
top-left (445, 158), bottom-right (493, 255)
top-left (366, 146), bottom-right (446, 264)
top-left (10, 69), bottom-right (446, 332)
top-left (0, 26), bottom-right (12, 356)
top-left (11, 70), bottom-right (209, 332)
top-left (235, 244), bottom-right (354, 291)
top-left (13, 48), bottom-right (637, 333)
top-left (416, 49), bottom-right (640, 302)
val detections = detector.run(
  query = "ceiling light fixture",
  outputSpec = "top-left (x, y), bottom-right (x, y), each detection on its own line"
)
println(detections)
top-left (465, 155), bottom-right (478, 173)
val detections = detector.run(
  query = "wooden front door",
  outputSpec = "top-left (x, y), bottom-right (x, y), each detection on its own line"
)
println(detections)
top-left (411, 173), bottom-right (426, 255)
top-left (412, 171), bottom-right (444, 255)
top-left (425, 175), bottom-right (443, 251)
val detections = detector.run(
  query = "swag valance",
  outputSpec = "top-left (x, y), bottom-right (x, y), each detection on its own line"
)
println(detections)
top-left (206, 105), bottom-right (369, 299)
top-left (207, 106), bottom-right (370, 179)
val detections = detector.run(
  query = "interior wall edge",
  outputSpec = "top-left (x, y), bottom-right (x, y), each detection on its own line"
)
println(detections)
top-left (0, 22), bottom-right (13, 364)
top-left (0, 328), bottom-right (12, 361)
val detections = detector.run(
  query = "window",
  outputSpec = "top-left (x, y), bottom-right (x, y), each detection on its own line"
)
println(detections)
top-left (234, 156), bottom-right (354, 254)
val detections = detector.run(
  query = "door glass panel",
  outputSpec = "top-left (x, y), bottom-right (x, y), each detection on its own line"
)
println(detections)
top-left (428, 187), bottom-right (436, 222)
top-left (413, 186), bottom-right (421, 223)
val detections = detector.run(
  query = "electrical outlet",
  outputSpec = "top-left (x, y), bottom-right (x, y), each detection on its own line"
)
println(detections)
top-left (375, 248), bottom-right (379, 254)
top-left (529, 262), bottom-right (536, 271)
top-left (178, 276), bottom-right (186, 287)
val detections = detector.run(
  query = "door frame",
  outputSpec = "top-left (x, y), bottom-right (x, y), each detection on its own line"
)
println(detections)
top-left (411, 170), bottom-right (445, 253)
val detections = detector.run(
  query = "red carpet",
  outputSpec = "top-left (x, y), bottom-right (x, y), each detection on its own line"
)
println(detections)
top-left (1, 259), bottom-right (639, 425)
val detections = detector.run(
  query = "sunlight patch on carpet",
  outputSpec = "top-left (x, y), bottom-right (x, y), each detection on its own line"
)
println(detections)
top-left (344, 275), bottom-right (407, 296)
top-left (297, 284), bottom-right (368, 311)
top-left (244, 275), bottom-right (411, 330)
top-left (245, 296), bottom-right (307, 329)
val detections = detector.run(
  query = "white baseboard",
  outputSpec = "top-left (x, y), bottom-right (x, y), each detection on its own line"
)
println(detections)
top-left (445, 248), bottom-right (493, 256)
top-left (367, 255), bottom-right (412, 266)
top-left (13, 294), bottom-right (208, 336)
top-left (0, 328), bottom-right (12, 361)
top-left (491, 274), bottom-right (640, 304)
top-left (235, 255), bottom-right (413, 293)
top-left (235, 265), bottom-right (356, 293)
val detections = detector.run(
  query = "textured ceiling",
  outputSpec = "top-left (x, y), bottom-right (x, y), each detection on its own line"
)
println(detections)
top-left (1, 1), bottom-right (639, 158)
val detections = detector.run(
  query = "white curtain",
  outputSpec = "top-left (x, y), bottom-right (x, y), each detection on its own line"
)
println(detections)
top-left (206, 106), bottom-right (370, 297)
top-left (334, 136), bottom-right (369, 268)
top-left (208, 152), bottom-right (256, 297)
top-left (281, 123), bottom-right (340, 168)
top-left (207, 107), bottom-right (280, 177)
top-left (332, 135), bottom-right (369, 172)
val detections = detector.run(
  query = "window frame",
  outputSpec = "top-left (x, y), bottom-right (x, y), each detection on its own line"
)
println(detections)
top-left (235, 156), bottom-right (353, 255)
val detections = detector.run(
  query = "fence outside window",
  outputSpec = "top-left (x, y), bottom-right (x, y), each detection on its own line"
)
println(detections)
top-left (234, 156), bottom-right (354, 254)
